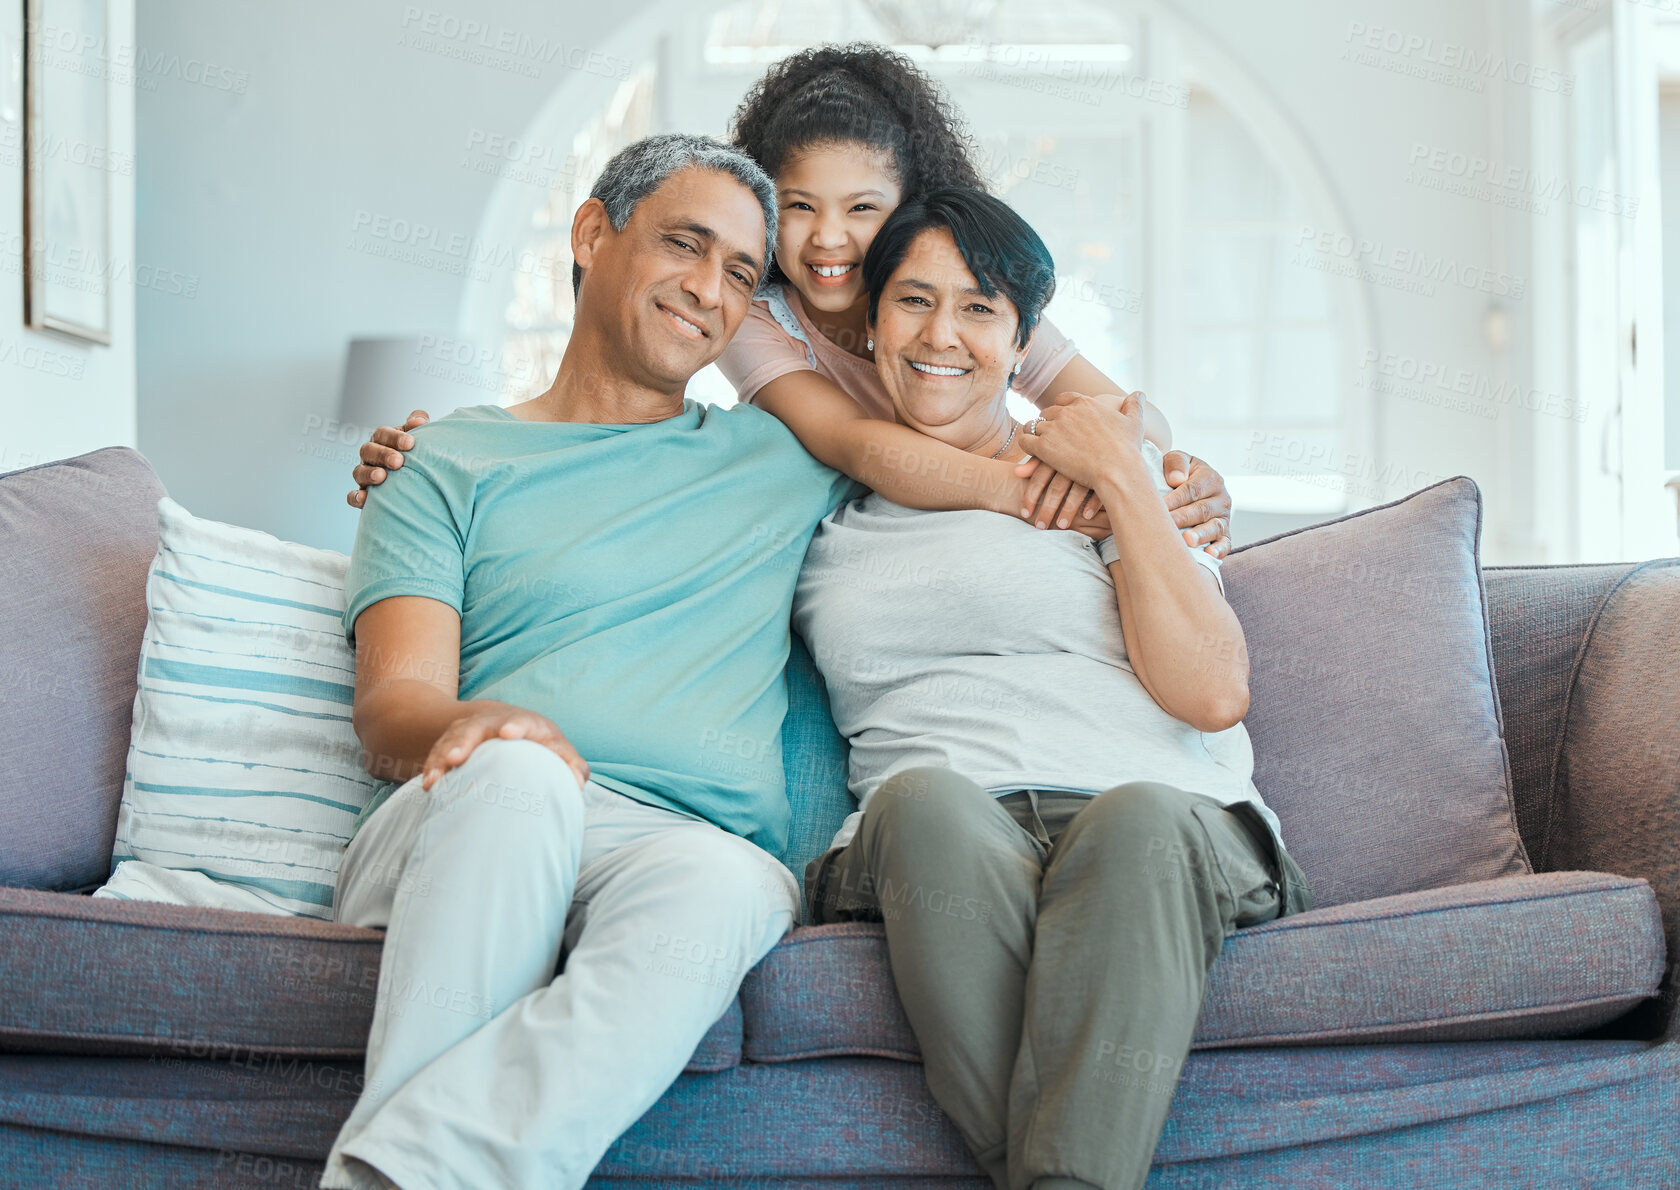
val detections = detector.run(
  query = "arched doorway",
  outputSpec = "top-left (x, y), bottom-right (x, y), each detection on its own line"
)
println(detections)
top-left (458, 0), bottom-right (1378, 527)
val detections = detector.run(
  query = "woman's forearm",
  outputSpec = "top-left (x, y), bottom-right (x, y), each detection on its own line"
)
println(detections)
top-left (1093, 456), bottom-right (1248, 730)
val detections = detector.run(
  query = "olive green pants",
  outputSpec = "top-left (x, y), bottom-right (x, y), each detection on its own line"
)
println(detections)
top-left (804, 768), bottom-right (1310, 1190)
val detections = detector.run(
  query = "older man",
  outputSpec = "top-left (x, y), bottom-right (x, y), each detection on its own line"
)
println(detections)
top-left (319, 134), bottom-right (858, 1190)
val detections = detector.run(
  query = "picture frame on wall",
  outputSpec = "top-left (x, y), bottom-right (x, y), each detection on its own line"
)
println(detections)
top-left (23, 0), bottom-right (111, 345)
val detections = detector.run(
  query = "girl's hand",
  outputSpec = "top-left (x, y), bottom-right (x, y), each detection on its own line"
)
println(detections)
top-left (347, 410), bottom-right (430, 509)
top-left (1067, 502), bottom-right (1112, 541)
top-left (1015, 457), bottom-right (1104, 532)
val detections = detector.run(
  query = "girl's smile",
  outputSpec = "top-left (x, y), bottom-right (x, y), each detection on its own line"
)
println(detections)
top-left (775, 143), bottom-right (902, 318)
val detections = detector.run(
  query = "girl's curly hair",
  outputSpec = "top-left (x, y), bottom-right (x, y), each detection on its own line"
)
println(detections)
top-left (730, 42), bottom-right (986, 212)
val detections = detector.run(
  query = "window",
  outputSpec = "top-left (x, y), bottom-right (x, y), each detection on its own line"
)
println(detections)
top-left (497, 68), bottom-right (658, 403)
top-left (469, 1), bottom-right (1371, 533)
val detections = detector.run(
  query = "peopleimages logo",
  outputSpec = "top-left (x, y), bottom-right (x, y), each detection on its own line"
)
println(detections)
top-left (346, 210), bottom-right (566, 284)
top-left (1342, 22), bottom-right (1574, 95)
top-left (1356, 350), bottom-right (1588, 423)
top-left (1406, 144), bottom-right (1641, 218)
top-left (1243, 432), bottom-right (1454, 504)
top-left (1293, 225), bottom-right (1526, 300)
top-left (955, 43), bottom-right (1189, 110)
top-left (0, 337), bottom-right (84, 380)
top-left (26, 20), bottom-right (249, 93)
top-left (397, 7), bottom-right (631, 80)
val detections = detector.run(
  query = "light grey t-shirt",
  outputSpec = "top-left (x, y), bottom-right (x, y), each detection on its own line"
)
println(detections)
top-left (792, 441), bottom-right (1285, 854)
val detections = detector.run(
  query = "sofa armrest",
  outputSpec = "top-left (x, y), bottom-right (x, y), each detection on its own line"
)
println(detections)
top-left (1484, 562), bottom-right (1638, 854)
top-left (1493, 560), bottom-right (1680, 1040)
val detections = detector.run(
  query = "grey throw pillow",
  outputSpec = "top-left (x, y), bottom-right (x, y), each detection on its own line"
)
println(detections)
top-left (1222, 477), bottom-right (1531, 907)
top-left (0, 448), bottom-right (166, 891)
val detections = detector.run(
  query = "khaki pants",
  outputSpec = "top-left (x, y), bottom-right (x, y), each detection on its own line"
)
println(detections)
top-left (805, 768), bottom-right (1311, 1190)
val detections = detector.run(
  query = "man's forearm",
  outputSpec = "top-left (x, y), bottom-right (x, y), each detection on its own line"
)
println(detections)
top-left (352, 679), bottom-right (500, 782)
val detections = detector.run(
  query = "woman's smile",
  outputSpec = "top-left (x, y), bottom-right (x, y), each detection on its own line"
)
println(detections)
top-left (906, 359), bottom-right (973, 378)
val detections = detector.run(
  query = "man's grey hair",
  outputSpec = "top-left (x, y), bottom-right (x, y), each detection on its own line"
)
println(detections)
top-left (570, 132), bottom-right (778, 299)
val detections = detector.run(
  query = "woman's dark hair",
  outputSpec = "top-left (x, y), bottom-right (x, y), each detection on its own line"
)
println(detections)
top-left (862, 188), bottom-right (1055, 350)
top-left (730, 43), bottom-right (985, 280)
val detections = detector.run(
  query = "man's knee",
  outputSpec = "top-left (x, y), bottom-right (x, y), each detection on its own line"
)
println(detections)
top-left (862, 766), bottom-right (988, 840)
top-left (426, 738), bottom-right (584, 844)
top-left (669, 830), bottom-right (796, 917)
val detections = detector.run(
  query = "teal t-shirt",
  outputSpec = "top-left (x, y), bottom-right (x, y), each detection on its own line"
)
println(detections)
top-left (343, 400), bottom-right (861, 855)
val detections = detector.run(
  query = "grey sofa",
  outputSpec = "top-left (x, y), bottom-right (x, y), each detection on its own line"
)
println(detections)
top-left (0, 446), bottom-right (1675, 1188)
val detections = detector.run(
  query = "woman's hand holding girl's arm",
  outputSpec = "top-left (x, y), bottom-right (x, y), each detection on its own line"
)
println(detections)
top-left (1019, 394), bottom-right (1249, 732)
top-left (1037, 357), bottom-right (1233, 557)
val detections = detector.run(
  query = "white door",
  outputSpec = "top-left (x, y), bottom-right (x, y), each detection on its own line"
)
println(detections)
top-left (1557, 5), bottom-right (1671, 561)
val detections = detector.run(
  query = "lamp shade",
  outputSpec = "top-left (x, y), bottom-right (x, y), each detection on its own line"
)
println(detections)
top-left (337, 335), bottom-right (506, 434)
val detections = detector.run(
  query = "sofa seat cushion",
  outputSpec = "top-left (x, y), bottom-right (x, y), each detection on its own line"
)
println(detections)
top-left (0, 888), bottom-right (740, 1072)
top-left (738, 871), bottom-right (1665, 1062)
top-left (2, 1039), bottom-right (1669, 1177)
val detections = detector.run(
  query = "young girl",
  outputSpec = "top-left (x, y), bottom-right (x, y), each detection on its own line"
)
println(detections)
top-left (349, 44), bottom-right (1232, 550)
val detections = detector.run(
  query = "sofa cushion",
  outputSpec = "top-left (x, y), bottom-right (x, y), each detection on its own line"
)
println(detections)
top-left (737, 871), bottom-right (1665, 1062)
top-left (0, 888), bottom-right (740, 1072)
top-left (0, 1037), bottom-right (1670, 1182)
top-left (0, 448), bottom-right (166, 892)
top-left (1220, 477), bottom-right (1531, 908)
top-left (101, 497), bottom-right (384, 918)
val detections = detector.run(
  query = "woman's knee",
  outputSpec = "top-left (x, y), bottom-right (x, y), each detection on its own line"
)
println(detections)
top-left (1069, 781), bottom-right (1202, 861)
top-left (862, 767), bottom-right (990, 839)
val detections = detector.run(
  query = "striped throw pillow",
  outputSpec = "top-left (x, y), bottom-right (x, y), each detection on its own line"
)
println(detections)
top-left (101, 497), bottom-right (386, 918)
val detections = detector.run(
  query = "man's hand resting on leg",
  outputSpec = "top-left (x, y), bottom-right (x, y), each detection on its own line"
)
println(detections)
top-left (349, 595), bottom-right (588, 792)
top-left (422, 705), bottom-right (590, 792)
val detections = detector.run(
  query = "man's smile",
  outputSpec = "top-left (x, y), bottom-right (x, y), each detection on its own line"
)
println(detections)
top-left (657, 303), bottom-right (708, 340)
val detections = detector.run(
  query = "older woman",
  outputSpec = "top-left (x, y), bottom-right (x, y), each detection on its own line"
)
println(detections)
top-left (794, 188), bottom-right (1312, 1190)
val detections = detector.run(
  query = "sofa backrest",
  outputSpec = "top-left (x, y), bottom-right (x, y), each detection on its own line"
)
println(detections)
top-left (0, 447), bottom-right (165, 892)
top-left (4, 447), bottom-right (1669, 962)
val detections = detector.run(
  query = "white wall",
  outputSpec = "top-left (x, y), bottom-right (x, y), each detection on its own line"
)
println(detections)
top-left (1, 0), bottom-right (137, 473)
top-left (136, 0), bottom-right (656, 553)
top-left (139, 0), bottom-right (1556, 560)
top-left (1165, 0), bottom-right (1546, 560)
